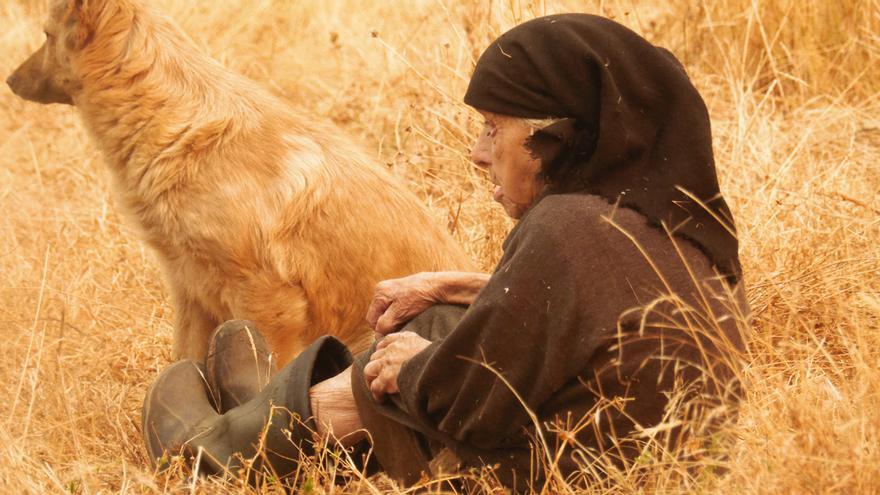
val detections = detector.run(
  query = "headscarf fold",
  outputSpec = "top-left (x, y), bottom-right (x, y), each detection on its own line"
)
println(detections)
top-left (464, 14), bottom-right (741, 282)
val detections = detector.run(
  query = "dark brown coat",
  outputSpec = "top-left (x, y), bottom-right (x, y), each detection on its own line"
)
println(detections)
top-left (352, 193), bottom-right (748, 490)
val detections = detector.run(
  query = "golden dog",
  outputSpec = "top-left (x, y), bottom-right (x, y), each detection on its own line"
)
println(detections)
top-left (7, 0), bottom-right (473, 366)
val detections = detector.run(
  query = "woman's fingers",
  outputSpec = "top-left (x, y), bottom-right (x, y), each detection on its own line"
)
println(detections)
top-left (375, 332), bottom-right (404, 350)
top-left (368, 361), bottom-right (391, 401)
top-left (364, 344), bottom-right (394, 390)
top-left (369, 370), bottom-right (388, 401)
top-left (375, 304), bottom-right (405, 335)
top-left (365, 293), bottom-right (391, 329)
top-left (366, 342), bottom-right (400, 400)
top-left (363, 351), bottom-right (386, 383)
top-left (363, 359), bottom-right (380, 381)
top-left (366, 274), bottom-right (440, 334)
top-left (365, 332), bottom-right (431, 401)
top-left (370, 366), bottom-right (401, 401)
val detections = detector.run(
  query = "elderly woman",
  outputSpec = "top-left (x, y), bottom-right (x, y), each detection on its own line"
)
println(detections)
top-left (142, 14), bottom-right (747, 491)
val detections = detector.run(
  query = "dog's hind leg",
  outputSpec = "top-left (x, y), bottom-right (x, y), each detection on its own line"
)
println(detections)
top-left (171, 293), bottom-right (220, 362)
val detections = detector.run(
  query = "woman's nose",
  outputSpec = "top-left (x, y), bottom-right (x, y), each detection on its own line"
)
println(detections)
top-left (470, 134), bottom-right (491, 169)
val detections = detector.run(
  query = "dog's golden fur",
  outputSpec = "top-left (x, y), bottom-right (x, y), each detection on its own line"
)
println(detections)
top-left (9, 0), bottom-right (474, 366)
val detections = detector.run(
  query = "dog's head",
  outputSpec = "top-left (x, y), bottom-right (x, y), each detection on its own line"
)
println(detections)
top-left (6, 0), bottom-right (121, 105)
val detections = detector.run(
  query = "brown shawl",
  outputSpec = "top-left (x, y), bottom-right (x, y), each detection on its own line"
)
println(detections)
top-left (464, 14), bottom-right (741, 283)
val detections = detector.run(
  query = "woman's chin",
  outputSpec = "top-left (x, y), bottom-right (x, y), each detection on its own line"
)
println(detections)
top-left (498, 199), bottom-right (527, 219)
top-left (494, 188), bottom-right (538, 219)
top-left (492, 189), bottom-right (529, 219)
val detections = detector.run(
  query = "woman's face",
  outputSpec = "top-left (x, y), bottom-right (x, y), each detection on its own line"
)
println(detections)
top-left (471, 110), bottom-right (545, 219)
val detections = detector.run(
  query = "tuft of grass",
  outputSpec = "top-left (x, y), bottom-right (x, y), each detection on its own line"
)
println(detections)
top-left (0, 0), bottom-right (878, 493)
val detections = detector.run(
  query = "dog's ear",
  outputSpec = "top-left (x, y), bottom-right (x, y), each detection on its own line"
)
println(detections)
top-left (67, 0), bottom-right (91, 16)
top-left (68, 0), bottom-right (106, 12)
top-left (63, 0), bottom-right (105, 50)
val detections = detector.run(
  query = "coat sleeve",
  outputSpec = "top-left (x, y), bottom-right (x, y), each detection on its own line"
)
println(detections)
top-left (395, 216), bottom-right (610, 451)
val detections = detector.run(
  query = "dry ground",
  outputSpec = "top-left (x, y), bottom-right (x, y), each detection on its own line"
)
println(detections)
top-left (1, 0), bottom-right (878, 493)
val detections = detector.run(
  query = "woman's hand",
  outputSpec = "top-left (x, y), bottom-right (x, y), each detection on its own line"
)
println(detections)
top-left (363, 331), bottom-right (431, 402)
top-left (366, 271), bottom-right (490, 336)
top-left (365, 273), bottom-right (444, 336)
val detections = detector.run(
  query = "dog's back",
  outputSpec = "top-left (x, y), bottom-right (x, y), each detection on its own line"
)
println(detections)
top-left (178, 103), bottom-right (475, 364)
top-left (8, 0), bottom-right (475, 365)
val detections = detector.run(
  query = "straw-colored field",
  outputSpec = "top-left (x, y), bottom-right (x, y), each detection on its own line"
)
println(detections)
top-left (1, 0), bottom-right (878, 493)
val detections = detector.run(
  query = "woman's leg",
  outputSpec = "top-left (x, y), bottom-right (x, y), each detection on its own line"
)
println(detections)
top-left (348, 305), bottom-right (469, 485)
top-left (143, 306), bottom-right (463, 480)
top-left (207, 320), bottom-right (365, 445)
top-left (142, 334), bottom-right (353, 478)
top-left (309, 366), bottom-right (365, 446)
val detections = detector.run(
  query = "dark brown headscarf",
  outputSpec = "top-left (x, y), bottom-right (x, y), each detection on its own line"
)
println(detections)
top-left (464, 14), bottom-right (741, 282)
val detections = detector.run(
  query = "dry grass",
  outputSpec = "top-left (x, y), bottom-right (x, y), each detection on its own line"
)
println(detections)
top-left (1, 0), bottom-right (878, 493)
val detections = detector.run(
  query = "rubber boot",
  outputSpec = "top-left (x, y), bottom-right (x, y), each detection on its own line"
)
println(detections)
top-left (142, 335), bottom-right (353, 480)
top-left (141, 360), bottom-right (219, 469)
top-left (205, 320), bottom-right (272, 412)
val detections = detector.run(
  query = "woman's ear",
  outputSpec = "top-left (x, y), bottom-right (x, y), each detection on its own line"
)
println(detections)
top-left (525, 118), bottom-right (597, 187)
top-left (524, 119), bottom-right (575, 173)
top-left (525, 130), bottom-right (565, 179)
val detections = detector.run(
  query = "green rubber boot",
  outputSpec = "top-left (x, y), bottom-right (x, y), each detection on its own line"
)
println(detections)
top-left (142, 336), bottom-right (353, 480)
top-left (205, 320), bottom-right (272, 412)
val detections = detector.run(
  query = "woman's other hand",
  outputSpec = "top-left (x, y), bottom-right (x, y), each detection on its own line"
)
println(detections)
top-left (366, 272), bottom-right (443, 336)
top-left (366, 271), bottom-right (490, 337)
top-left (363, 331), bottom-right (431, 402)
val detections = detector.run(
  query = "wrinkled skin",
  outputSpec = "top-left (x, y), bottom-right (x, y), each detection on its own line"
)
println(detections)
top-left (471, 110), bottom-right (545, 219)
top-left (365, 272), bottom-right (446, 336)
top-left (6, 1), bottom-right (82, 105)
top-left (364, 111), bottom-right (546, 397)
top-left (363, 331), bottom-right (432, 402)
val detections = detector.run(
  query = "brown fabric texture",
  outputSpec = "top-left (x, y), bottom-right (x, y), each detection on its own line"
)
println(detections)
top-left (352, 349), bottom-right (434, 486)
top-left (352, 194), bottom-right (747, 490)
top-left (351, 305), bottom-right (468, 486)
top-left (464, 14), bottom-right (742, 283)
